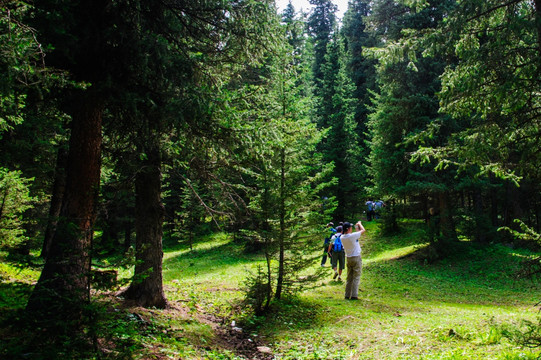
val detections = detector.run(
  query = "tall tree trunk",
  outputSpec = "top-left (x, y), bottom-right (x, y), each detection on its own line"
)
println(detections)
top-left (27, 92), bottom-right (103, 324)
top-left (41, 147), bottom-right (68, 259)
top-left (123, 144), bottom-right (167, 308)
top-left (438, 191), bottom-right (457, 242)
top-left (275, 149), bottom-right (286, 300)
top-left (123, 220), bottom-right (132, 253)
top-left (504, 181), bottom-right (524, 229)
top-left (262, 170), bottom-right (273, 311)
top-left (472, 187), bottom-right (487, 243)
top-left (489, 173), bottom-right (499, 227)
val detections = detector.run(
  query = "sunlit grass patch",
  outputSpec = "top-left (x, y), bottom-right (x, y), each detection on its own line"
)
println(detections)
top-left (366, 243), bottom-right (429, 263)
top-left (257, 220), bottom-right (541, 359)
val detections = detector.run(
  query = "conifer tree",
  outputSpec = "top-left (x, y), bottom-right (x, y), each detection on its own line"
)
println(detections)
top-left (26, 0), bottom-right (113, 323)
top-left (367, 0), bottom-right (459, 248)
top-left (409, 0), bottom-right (541, 234)
top-left (307, 0), bottom-right (338, 96)
top-left (340, 0), bottom-right (378, 194)
top-left (240, 6), bottom-right (332, 312)
top-left (320, 35), bottom-right (361, 220)
top-left (26, 0), bottom-right (276, 325)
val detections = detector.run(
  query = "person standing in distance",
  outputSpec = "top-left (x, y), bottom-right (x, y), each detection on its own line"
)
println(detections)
top-left (328, 225), bottom-right (344, 281)
top-left (321, 222), bottom-right (336, 266)
top-left (341, 221), bottom-right (366, 300)
top-left (365, 200), bottom-right (375, 221)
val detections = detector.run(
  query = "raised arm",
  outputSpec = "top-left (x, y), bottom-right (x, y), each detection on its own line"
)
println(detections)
top-left (355, 221), bottom-right (366, 235)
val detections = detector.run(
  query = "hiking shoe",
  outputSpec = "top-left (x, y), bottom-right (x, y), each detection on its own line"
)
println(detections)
top-left (338, 277), bottom-right (342, 281)
top-left (333, 272), bottom-right (338, 279)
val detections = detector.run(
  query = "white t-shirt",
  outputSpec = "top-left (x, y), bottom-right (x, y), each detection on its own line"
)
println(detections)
top-left (341, 231), bottom-right (362, 257)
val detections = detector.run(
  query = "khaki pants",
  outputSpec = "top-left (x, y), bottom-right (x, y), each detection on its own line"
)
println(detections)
top-left (345, 256), bottom-right (362, 298)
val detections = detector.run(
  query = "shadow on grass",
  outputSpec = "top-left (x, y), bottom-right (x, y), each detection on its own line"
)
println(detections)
top-left (0, 297), bottom-right (149, 360)
top-left (4, 251), bottom-right (44, 270)
top-left (242, 297), bottom-right (322, 334)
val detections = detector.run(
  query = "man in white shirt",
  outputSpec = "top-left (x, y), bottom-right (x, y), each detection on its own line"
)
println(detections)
top-left (340, 221), bottom-right (366, 300)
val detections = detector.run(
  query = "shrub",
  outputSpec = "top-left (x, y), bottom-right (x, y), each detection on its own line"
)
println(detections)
top-left (0, 168), bottom-right (34, 249)
top-left (242, 264), bottom-right (272, 316)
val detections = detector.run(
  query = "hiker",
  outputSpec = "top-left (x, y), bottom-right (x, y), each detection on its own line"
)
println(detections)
top-left (321, 222), bottom-right (336, 267)
top-left (328, 225), bottom-right (344, 280)
top-left (374, 200), bottom-right (385, 219)
top-left (365, 200), bottom-right (375, 221)
top-left (341, 221), bottom-right (366, 300)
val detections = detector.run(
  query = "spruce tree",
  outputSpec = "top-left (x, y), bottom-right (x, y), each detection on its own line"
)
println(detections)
top-left (320, 35), bottom-right (361, 220)
top-left (239, 6), bottom-right (332, 311)
top-left (367, 0), bottom-right (459, 249)
top-left (340, 0), bottom-right (378, 195)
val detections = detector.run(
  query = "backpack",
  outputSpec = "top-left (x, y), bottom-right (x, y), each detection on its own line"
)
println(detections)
top-left (333, 234), bottom-right (344, 252)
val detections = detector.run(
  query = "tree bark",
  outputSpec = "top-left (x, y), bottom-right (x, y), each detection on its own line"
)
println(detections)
top-left (41, 147), bottom-right (68, 259)
top-left (123, 144), bottom-right (167, 308)
top-left (275, 148), bottom-right (286, 300)
top-left (123, 220), bottom-right (132, 253)
top-left (489, 173), bottom-right (499, 227)
top-left (504, 181), bottom-right (524, 229)
top-left (438, 191), bottom-right (457, 242)
top-left (27, 91), bottom-right (103, 323)
top-left (472, 187), bottom-right (487, 243)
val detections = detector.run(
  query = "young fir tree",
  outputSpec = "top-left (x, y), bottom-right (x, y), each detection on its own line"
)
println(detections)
top-left (0, 1), bottom-right (63, 253)
top-left (239, 7), bottom-right (333, 314)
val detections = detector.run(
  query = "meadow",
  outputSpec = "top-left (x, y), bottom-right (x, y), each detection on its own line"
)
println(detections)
top-left (1, 220), bottom-right (541, 359)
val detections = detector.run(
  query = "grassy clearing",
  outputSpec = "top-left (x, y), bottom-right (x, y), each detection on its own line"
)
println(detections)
top-left (230, 223), bottom-right (536, 360)
top-left (1, 220), bottom-right (541, 359)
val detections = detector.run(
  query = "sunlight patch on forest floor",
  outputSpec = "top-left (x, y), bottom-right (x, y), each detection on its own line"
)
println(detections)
top-left (365, 243), bottom-right (429, 263)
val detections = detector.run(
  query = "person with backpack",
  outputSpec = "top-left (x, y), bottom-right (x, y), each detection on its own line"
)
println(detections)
top-left (341, 221), bottom-right (366, 300)
top-left (365, 200), bottom-right (375, 221)
top-left (374, 200), bottom-right (385, 219)
top-left (328, 225), bottom-right (345, 281)
top-left (321, 222), bottom-right (336, 266)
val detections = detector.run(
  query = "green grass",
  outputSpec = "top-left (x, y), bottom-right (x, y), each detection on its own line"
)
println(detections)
top-left (1, 221), bottom-right (541, 359)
